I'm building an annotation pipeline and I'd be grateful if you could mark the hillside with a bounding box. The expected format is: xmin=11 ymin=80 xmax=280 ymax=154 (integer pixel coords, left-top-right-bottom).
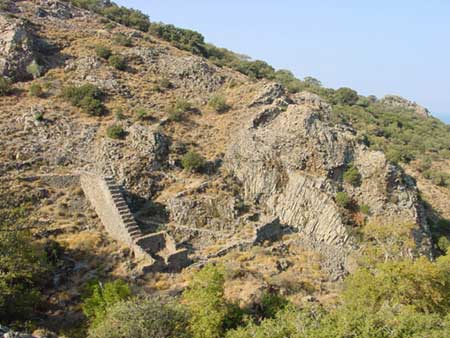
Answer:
xmin=1 ymin=1 xmax=450 ymax=337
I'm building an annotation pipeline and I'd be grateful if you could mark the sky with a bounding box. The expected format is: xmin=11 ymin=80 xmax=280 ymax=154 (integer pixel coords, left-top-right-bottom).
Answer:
xmin=116 ymin=0 xmax=450 ymax=124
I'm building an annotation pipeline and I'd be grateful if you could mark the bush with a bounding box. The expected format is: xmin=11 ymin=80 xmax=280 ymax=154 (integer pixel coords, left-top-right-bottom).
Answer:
xmin=334 ymin=87 xmax=359 ymax=105
xmin=26 ymin=60 xmax=43 ymax=79
xmin=181 ymin=151 xmax=205 ymax=172
xmin=184 ymin=264 xmax=243 ymax=338
xmin=0 ymin=76 xmax=12 ymax=96
xmin=153 ymin=78 xmax=172 ymax=92
xmin=343 ymin=165 xmax=362 ymax=187
xmin=29 ymin=83 xmax=44 ymax=97
xmin=168 ymin=99 xmax=194 ymax=121
xmin=359 ymin=204 xmax=371 ymax=215
xmin=113 ymin=33 xmax=132 ymax=47
xmin=88 ymin=297 xmax=190 ymax=338
xmin=83 ymin=279 xmax=131 ymax=327
xmin=208 ymin=95 xmax=230 ymax=113
xmin=106 ymin=124 xmax=126 ymax=139
xmin=108 ymin=54 xmax=126 ymax=70
xmin=134 ymin=107 xmax=148 ymax=120
xmin=62 ymin=84 xmax=105 ymax=115
xmin=95 ymin=45 xmax=112 ymax=59
xmin=335 ymin=191 xmax=351 ymax=208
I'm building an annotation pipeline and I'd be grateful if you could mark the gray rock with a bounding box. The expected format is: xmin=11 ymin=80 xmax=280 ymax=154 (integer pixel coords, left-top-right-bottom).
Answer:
xmin=0 ymin=16 xmax=37 ymax=80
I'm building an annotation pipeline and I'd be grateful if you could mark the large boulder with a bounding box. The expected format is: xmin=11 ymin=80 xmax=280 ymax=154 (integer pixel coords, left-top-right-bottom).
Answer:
xmin=0 ymin=16 xmax=38 ymax=80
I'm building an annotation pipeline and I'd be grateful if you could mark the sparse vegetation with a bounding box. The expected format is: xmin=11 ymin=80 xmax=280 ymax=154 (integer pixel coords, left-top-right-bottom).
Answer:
xmin=181 ymin=151 xmax=205 ymax=172
xmin=208 ymin=95 xmax=230 ymax=113
xmin=106 ymin=124 xmax=126 ymax=139
xmin=135 ymin=107 xmax=148 ymax=120
xmin=62 ymin=84 xmax=105 ymax=115
xmin=168 ymin=99 xmax=194 ymax=121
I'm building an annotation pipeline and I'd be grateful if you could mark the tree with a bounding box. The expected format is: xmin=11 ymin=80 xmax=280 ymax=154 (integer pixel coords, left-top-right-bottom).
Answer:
xmin=183 ymin=264 xmax=241 ymax=338
xmin=303 ymin=76 xmax=322 ymax=87
xmin=82 ymin=280 xmax=131 ymax=327
xmin=334 ymin=87 xmax=359 ymax=105
xmin=0 ymin=206 xmax=48 ymax=322
xmin=88 ymin=297 xmax=190 ymax=338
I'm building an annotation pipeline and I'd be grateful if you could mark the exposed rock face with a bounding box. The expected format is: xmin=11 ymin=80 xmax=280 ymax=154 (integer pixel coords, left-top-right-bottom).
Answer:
xmin=225 ymin=91 xmax=431 ymax=266
xmin=154 ymin=54 xmax=226 ymax=92
xmin=0 ymin=16 xmax=37 ymax=80
xmin=380 ymin=95 xmax=430 ymax=118
xmin=92 ymin=125 xmax=170 ymax=195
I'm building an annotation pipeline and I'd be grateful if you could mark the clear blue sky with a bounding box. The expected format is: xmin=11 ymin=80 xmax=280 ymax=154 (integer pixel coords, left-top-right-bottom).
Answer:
xmin=116 ymin=0 xmax=450 ymax=123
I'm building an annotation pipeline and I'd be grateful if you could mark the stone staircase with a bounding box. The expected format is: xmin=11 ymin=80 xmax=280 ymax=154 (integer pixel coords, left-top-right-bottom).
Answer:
xmin=80 ymin=173 xmax=190 ymax=272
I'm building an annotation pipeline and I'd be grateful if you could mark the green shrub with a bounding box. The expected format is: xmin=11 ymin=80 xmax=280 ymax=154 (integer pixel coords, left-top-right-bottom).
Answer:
xmin=153 ymin=78 xmax=172 ymax=92
xmin=0 ymin=76 xmax=12 ymax=96
xmin=108 ymin=54 xmax=126 ymax=70
xmin=88 ymin=297 xmax=190 ymax=338
xmin=34 ymin=110 xmax=44 ymax=121
xmin=135 ymin=107 xmax=148 ymax=120
xmin=29 ymin=83 xmax=44 ymax=97
xmin=113 ymin=33 xmax=132 ymax=47
xmin=208 ymin=95 xmax=230 ymax=113
xmin=437 ymin=236 xmax=450 ymax=254
xmin=184 ymin=264 xmax=243 ymax=338
xmin=82 ymin=279 xmax=131 ymax=327
xmin=359 ymin=204 xmax=371 ymax=215
xmin=168 ymin=99 xmax=194 ymax=121
xmin=95 ymin=45 xmax=112 ymax=59
xmin=106 ymin=124 xmax=126 ymax=139
xmin=335 ymin=191 xmax=351 ymax=208
xmin=62 ymin=84 xmax=105 ymax=115
xmin=26 ymin=60 xmax=43 ymax=79
xmin=181 ymin=151 xmax=205 ymax=172
xmin=343 ymin=165 xmax=362 ymax=187
xmin=334 ymin=87 xmax=359 ymax=105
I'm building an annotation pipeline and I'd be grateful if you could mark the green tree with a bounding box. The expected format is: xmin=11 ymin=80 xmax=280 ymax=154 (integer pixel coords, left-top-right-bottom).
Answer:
xmin=0 ymin=205 xmax=48 ymax=322
xmin=334 ymin=87 xmax=359 ymax=105
xmin=82 ymin=280 xmax=131 ymax=327
xmin=88 ymin=297 xmax=190 ymax=338
xmin=183 ymin=265 xmax=240 ymax=338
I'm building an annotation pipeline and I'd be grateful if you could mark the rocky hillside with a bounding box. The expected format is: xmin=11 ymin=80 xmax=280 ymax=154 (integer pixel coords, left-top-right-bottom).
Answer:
xmin=1 ymin=0 xmax=449 ymax=336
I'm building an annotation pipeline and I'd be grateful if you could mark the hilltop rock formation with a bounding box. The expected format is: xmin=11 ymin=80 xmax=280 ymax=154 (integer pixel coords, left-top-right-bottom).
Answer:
xmin=381 ymin=94 xmax=430 ymax=118
xmin=224 ymin=89 xmax=432 ymax=265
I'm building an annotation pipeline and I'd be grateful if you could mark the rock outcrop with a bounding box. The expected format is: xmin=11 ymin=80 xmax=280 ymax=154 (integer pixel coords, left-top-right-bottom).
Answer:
xmin=224 ymin=90 xmax=432 ymax=267
xmin=0 ymin=15 xmax=38 ymax=80
xmin=380 ymin=94 xmax=430 ymax=118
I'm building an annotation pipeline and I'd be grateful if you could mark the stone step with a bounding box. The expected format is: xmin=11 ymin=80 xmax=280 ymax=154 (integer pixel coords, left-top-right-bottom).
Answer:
xmin=111 ymin=193 xmax=123 ymax=198
xmin=117 ymin=206 xmax=130 ymax=212
xmin=122 ymin=216 xmax=135 ymax=222
xmin=115 ymin=202 xmax=128 ymax=208
xmin=124 ymin=220 xmax=137 ymax=226
xmin=126 ymin=226 xmax=140 ymax=232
